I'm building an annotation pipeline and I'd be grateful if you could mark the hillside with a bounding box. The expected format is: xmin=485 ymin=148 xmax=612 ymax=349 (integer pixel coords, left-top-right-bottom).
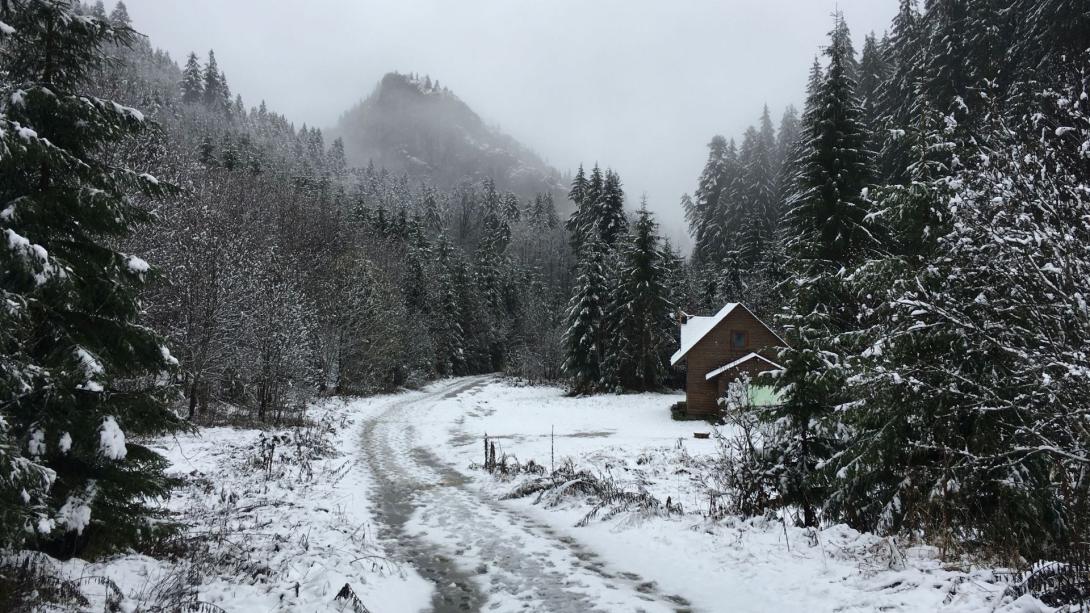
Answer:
xmin=331 ymin=72 xmax=565 ymax=197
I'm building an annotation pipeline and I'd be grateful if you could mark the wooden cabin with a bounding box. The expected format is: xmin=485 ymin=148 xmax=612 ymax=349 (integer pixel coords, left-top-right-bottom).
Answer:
xmin=670 ymin=303 xmax=786 ymax=419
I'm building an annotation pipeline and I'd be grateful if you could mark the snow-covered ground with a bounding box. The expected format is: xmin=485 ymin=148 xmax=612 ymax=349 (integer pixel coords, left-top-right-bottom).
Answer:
xmin=410 ymin=377 xmax=1047 ymax=613
xmin=40 ymin=376 xmax=1049 ymax=612
xmin=45 ymin=396 xmax=434 ymax=612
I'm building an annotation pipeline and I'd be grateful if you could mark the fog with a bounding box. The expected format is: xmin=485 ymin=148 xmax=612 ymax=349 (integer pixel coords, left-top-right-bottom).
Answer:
xmin=119 ymin=0 xmax=897 ymax=244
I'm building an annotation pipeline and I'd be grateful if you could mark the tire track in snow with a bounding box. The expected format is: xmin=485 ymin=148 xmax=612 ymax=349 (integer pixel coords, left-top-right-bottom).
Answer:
xmin=359 ymin=376 xmax=696 ymax=613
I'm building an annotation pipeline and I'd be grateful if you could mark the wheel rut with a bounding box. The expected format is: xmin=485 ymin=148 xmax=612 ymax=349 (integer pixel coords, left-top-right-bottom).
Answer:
xmin=359 ymin=376 xmax=696 ymax=613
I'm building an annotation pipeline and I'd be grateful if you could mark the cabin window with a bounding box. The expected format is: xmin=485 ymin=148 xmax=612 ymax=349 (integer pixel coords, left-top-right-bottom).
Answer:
xmin=731 ymin=330 xmax=748 ymax=349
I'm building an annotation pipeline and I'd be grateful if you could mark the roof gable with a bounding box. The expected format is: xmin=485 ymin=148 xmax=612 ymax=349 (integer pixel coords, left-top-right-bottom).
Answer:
xmin=705 ymin=352 xmax=785 ymax=381
xmin=669 ymin=303 xmax=785 ymax=366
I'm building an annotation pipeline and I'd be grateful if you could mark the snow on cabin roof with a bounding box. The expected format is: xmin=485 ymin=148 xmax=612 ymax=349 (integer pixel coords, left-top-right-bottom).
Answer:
xmin=669 ymin=303 xmax=786 ymax=366
xmin=670 ymin=303 xmax=739 ymax=366
xmin=705 ymin=352 xmax=784 ymax=381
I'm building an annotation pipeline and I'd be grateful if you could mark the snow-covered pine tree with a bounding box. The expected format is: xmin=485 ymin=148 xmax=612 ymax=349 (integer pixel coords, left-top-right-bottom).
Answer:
xmin=566 ymin=164 xmax=627 ymax=254
xmin=738 ymin=119 xmax=777 ymax=268
xmin=877 ymin=0 xmax=923 ymax=183
xmin=476 ymin=179 xmax=511 ymax=316
xmin=688 ymin=136 xmax=733 ymax=267
xmin=1011 ymin=0 xmax=1090 ymax=78
xmin=432 ymin=236 xmax=467 ymax=376
xmin=596 ymin=170 xmax=628 ymax=248
xmin=919 ymin=0 xmax=999 ymax=119
xmin=601 ymin=203 xmax=674 ymax=392
xmin=824 ymin=91 xmax=955 ymax=533
xmin=202 ymin=49 xmax=226 ymax=112
xmin=108 ymin=0 xmax=129 ymax=25
xmin=568 ymin=164 xmax=587 ymax=207
xmin=769 ymin=13 xmax=875 ymax=527
xmin=774 ymin=105 xmax=800 ymax=179
xmin=565 ymin=164 xmax=592 ymax=252
xmin=180 ymin=52 xmax=204 ymax=104
xmin=842 ymin=76 xmax=1090 ymax=556
xmin=0 ymin=0 xmax=182 ymax=555
xmin=857 ymin=33 xmax=890 ymax=146
xmin=563 ymin=234 xmax=610 ymax=394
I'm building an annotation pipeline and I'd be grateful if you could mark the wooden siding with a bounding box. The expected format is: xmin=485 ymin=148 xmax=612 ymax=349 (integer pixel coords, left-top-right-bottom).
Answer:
xmin=682 ymin=308 xmax=782 ymax=418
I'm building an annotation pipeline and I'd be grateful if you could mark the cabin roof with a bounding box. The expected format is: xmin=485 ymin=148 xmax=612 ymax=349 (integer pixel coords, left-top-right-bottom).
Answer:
xmin=669 ymin=303 xmax=785 ymax=366
xmin=705 ymin=352 xmax=784 ymax=381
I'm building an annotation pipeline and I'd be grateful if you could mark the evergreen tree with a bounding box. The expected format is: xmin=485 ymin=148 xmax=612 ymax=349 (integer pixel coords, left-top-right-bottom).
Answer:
xmin=568 ymin=164 xmax=587 ymax=208
xmin=180 ymin=51 xmax=204 ymax=104
xmin=857 ymin=33 xmax=890 ymax=138
xmin=596 ymin=170 xmax=628 ymax=247
xmin=919 ymin=0 xmax=998 ymax=116
xmin=602 ymin=204 xmax=674 ymax=391
xmin=431 ymin=237 xmax=467 ymax=376
xmin=1011 ymin=0 xmax=1090 ymax=80
xmin=565 ymin=164 xmax=593 ymax=251
xmin=689 ymin=136 xmax=736 ymax=266
xmin=877 ymin=0 xmax=924 ymax=182
xmin=738 ymin=119 xmax=777 ymax=266
xmin=0 ymin=0 xmax=181 ymax=555
xmin=202 ymin=49 xmax=225 ymax=111
xmin=562 ymin=235 xmax=610 ymax=394
xmin=837 ymin=83 xmax=1090 ymax=556
xmin=770 ymin=13 xmax=875 ymax=527
xmin=566 ymin=164 xmax=627 ymax=252
xmin=108 ymin=0 xmax=130 ymax=25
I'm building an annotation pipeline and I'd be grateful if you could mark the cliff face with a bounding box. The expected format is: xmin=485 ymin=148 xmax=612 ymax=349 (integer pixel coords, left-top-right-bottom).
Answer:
xmin=331 ymin=72 xmax=564 ymax=197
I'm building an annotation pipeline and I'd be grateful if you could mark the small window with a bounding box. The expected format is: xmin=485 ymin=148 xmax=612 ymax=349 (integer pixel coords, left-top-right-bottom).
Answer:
xmin=731 ymin=330 xmax=748 ymax=349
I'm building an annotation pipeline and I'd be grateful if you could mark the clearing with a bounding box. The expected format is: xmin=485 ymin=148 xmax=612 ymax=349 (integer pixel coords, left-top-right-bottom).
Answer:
xmin=47 ymin=376 xmax=1044 ymax=612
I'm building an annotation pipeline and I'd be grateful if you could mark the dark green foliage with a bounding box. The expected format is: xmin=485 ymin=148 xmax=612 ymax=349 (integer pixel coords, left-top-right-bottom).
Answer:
xmin=0 ymin=0 xmax=182 ymax=556
xmin=601 ymin=205 xmax=674 ymax=392
xmin=769 ymin=13 xmax=875 ymax=527
xmin=181 ymin=52 xmax=203 ymax=104
xmin=566 ymin=163 xmax=627 ymax=253
xmin=562 ymin=235 xmax=610 ymax=394
xmin=836 ymin=82 xmax=1090 ymax=558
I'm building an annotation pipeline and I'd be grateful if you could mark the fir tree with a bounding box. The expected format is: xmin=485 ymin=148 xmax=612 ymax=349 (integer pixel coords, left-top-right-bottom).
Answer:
xmin=563 ymin=235 xmax=610 ymax=394
xmin=108 ymin=0 xmax=130 ymax=25
xmin=568 ymin=164 xmax=587 ymax=208
xmin=0 ymin=0 xmax=181 ymax=555
xmin=1011 ymin=0 xmax=1090 ymax=79
xmin=180 ymin=51 xmax=204 ymax=104
xmin=431 ymin=237 xmax=467 ymax=376
xmin=857 ymin=33 xmax=890 ymax=139
xmin=877 ymin=0 xmax=924 ymax=182
xmin=689 ymin=136 xmax=738 ymax=266
xmin=837 ymin=83 xmax=1090 ymax=555
xmin=770 ymin=13 xmax=875 ymax=527
xmin=738 ymin=119 xmax=777 ymax=266
xmin=566 ymin=164 xmax=627 ymax=252
xmin=202 ymin=50 xmax=225 ymax=111
xmin=602 ymin=203 xmax=674 ymax=392
xmin=596 ymin=170 xmax=628 ymax=247
xmin=774 ymin=106 xmax=801 ymax=208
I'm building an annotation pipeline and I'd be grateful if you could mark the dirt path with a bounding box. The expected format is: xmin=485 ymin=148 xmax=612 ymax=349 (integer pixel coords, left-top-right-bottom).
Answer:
xmin=358 ymin=376 xmax=696 ymax=613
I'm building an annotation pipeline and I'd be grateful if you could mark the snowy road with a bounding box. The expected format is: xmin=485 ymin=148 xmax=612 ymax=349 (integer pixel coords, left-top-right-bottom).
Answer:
xmin=359 ymin=376 xmax=695 ymax=613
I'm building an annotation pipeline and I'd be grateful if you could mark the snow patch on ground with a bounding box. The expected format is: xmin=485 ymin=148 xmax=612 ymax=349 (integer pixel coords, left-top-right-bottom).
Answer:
xmin=45 ymin=397 xmax=432 ymax=612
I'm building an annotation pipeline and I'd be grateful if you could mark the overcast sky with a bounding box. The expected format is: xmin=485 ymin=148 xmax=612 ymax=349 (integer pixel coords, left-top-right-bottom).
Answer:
xmin=118 ymin=0 xmax=897 ymax=243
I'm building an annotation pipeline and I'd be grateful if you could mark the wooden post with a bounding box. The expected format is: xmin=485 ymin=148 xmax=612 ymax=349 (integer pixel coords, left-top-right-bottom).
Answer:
xmin=550 ymin=425 xmax=555 ymax=476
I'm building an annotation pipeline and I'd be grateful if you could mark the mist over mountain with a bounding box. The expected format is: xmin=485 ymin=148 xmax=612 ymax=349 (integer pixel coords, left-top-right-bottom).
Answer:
xmin=331 ymin=72 xmax=565 ymax=198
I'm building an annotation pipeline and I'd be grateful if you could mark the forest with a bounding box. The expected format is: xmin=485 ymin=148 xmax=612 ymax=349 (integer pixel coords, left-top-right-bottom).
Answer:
xmin=0 ymin=0 xmax=1088 ymax=610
